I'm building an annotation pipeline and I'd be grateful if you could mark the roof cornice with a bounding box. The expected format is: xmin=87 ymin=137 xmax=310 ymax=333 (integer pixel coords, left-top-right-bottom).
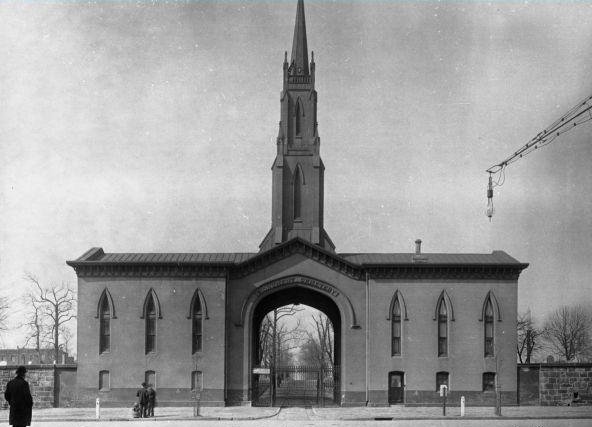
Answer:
xmin=66 ymin=238 xmax=528 ymax=281
xmin=66 ymin=261 xmax=229 ymax=279
xmin=364 ymin=264 xmax=527 ymax=281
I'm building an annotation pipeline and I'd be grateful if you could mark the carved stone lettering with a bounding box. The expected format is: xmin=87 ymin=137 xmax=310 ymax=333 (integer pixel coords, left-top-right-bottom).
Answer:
xmin=255 ymin=275 xmax=340 ymax=298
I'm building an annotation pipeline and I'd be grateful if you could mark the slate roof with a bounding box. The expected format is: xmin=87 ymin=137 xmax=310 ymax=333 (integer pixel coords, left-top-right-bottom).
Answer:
xmin=339 ymin=251 xmax=522 ymax=265
xmin=71 ymin=248 xmax=256 ymax=264
xmin=69 ymin=243 xmax=524 ymax=267
xmin=100 ymin=252 xmax=256 ymax=264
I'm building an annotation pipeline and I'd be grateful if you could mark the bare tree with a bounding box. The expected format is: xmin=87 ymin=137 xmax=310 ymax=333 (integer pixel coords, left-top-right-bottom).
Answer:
xmin=258 ymin=305 xmax=305 ymax=368
xmin=542 ymin=305 xmax=592 ymax=362
xmin=0 ymin=295 xmax=10 ymax=346
xmin=59 ymin=325 xmax=74 ymax=360
xmin=25 ymin=273 xmax=77 ymax=364
xmin=301 ymin=311 xmax=334 ymax=368
xmin=21 ymin=293 xmax=49 ymax=358
xmin=0 ymin=296 xmax=9 ymax=333
xmin=517 ymin=310 xmax=542 ymax=363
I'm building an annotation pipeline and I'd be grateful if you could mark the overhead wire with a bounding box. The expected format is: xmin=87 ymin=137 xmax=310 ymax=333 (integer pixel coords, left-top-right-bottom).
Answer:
xmin=491 ymin=166 xmax=505 ymax=188
xmin=484 ymin=93 xmax=592 ymax=220
xmin=486 ymin=94 xmax=592 ymax=177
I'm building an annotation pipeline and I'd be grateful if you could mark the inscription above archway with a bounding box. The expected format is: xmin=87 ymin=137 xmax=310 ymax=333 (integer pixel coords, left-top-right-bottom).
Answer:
xmin=254 ymin=275 xmax=340 ymax=298
xmin=237 ymin=274 xmax=359 ymax=329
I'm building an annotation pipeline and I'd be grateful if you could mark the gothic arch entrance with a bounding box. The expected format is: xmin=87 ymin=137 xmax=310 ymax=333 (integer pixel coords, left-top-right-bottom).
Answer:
xmin=251 ymin=286 xmax=341 ymax=407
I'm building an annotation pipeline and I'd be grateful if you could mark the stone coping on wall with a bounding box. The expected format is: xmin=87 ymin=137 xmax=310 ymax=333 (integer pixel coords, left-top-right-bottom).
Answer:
xmin=0 ymin=364 xmax=77 ymax=369
xmin=518 ymin=363 xmax=592 ymax=369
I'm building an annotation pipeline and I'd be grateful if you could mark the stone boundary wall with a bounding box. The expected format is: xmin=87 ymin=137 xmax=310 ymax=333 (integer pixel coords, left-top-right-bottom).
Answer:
xmin=540 ymin=364 xmax=592 ymax=406
xmin=518 ymin=363 xmax=592 ymax=406
xmin=0 ymin=364 xmax=77 ymax=408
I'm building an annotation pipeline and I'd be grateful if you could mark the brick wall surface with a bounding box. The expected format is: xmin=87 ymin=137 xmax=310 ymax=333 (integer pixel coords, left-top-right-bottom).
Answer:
xmin=77 ymin=277 xmax=227 ymax=407
xmin=538 ymin=365 xmax=592 ymax=406
xmin=56 ymin=367 xmax=77 ymax=407
xmin=517 ymin=366 xmax=540 ymax=405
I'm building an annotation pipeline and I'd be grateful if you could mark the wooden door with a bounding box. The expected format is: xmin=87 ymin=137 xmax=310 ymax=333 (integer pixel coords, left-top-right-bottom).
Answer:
xmin=388 ymin=372 xmax=404 ymax=404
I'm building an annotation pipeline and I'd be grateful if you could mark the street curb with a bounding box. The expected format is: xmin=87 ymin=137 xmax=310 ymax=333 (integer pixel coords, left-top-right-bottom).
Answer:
xmin=306 ymin=407 xmax=592 ymax=422
xmin=331 ymin=416 xmax=592 ymax=421
xmin=22 ymin=407 xmax=282 ymax=422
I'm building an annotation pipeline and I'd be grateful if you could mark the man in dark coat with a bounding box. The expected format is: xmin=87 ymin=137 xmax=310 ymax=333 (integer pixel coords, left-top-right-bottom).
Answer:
xmin=145 ymin=383 xmax=156 ymax=417
xmin=136 ymin=382 xmax=148 ymax=418
xmin=4 ymin=366 xmax=33 ymax=427
xmin=146 ymin=384 xmax=156 ymax=417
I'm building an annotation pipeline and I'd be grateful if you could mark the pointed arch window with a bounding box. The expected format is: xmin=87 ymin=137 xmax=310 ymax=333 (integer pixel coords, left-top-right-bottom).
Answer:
xmin=97 ymin=289 xmax=115 ymax=354
xmin=294 ymin=99 xmax=303 ymax=136
xmin=388 ymin=290 xmax=408 ymax=356
xmin=192 ymin=297 xmax=203 ymax=353
xmin=391 ymin=298 xmax=401 ymax=356
xmin=484 ymin=298 xmax=494 ymax=357
xmin=188 ymin=289 xmax=208 ymax=354
xmin=145 ymin=294 xmax=157 ymax=354
xmin=99 ymin=296 xmax=111 ymax=354
xmin=438 ymin=300 xmax=448 ymax=357
xmin=293 ymin=165 xmax=303 ymax=220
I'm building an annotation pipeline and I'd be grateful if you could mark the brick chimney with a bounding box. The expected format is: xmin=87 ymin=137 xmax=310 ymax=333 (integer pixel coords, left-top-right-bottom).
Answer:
xmin=412 ymin=238 xmax=428 ymax=262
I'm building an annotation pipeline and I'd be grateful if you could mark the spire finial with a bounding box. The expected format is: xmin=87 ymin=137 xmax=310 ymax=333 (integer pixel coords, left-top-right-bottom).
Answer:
xmin=291 ymin=0 xmax=309 ymax=75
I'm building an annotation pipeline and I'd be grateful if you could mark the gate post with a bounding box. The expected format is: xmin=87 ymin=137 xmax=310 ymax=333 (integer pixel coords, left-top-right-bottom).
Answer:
xmin=270 ymin=367 xmax=276 ymax=407
xmin=319 ymin=367 xmax=324 ymax=407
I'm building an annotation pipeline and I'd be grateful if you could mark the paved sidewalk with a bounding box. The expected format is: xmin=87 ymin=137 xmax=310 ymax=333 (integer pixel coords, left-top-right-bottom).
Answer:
xmin=0 ymin=405 xmax=589 ymax=422
xmin=0 ymin=406 xmax=280 ymax=421
xmin=312 ymin=405 xmax=592 ymax=420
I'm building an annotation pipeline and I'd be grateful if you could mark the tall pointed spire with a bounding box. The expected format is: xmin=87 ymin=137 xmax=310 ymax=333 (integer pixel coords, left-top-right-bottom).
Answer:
xmin=290 ymin=0 xmax=309 ymax=75
xmin=261 ymin=0 xmax=333 ymax=253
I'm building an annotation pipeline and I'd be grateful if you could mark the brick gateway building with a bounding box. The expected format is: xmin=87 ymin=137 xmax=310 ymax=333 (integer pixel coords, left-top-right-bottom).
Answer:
xmin=68 ymin=0 xmax=528 ymax=407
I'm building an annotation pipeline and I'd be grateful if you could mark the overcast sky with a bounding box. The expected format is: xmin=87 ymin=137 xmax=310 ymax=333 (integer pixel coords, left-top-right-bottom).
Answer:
xmin=1 ymin=1 xmax=592 ymax=350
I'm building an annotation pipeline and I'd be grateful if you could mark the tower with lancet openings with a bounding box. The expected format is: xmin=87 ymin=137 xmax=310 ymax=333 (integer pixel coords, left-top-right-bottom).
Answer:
xmin=260 ymin=0 xmax=335 ymax=252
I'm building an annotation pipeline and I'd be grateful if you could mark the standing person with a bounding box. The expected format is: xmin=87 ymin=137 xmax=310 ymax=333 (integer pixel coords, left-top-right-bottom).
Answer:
xmin=146 ymin=383 xmax=156 ymax=417
xmin=136 ymin=382 xmax=148 ymax=418
xmin=4 ymin=366 xmax=33 ymax=427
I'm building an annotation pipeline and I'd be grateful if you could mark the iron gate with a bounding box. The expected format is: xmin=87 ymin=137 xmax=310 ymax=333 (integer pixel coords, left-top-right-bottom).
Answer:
xmin=252 ymin=365 xmax=340 ymax=407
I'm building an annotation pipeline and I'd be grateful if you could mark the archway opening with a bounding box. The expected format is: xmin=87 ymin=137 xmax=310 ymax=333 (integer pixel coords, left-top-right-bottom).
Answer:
xmin=251 ymin=287 xmax=341 ymax=407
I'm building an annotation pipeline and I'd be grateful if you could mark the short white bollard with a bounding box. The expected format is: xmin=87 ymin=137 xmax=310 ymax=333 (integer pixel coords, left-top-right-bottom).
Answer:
xmin=460 ymin=396 xmax=465 ymax=417
xmin=95 ymin=397 xmax=100 ymax=419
